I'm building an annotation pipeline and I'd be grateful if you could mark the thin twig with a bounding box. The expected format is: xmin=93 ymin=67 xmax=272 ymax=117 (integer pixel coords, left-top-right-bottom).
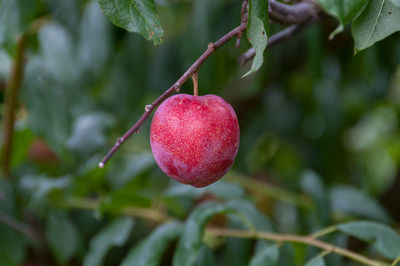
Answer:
xmin=1 ymin=16 xmax=49 ymax=177
xmin=99 ymin=20 xmax=248 ymax=167
xmin=1 ymin=34 xmax=28 ymax=177
xmin=207 ymin=227 xmax=387 ymax=266
xmin=311 ymin=225 xmax=338 ymax=239
xmin=60 ymin=198 xmax=170 ymax=223
xmin=236 ymin=0 xmax=249 ymax=48
xmin=0 ymin=212 xmax=36 ymax=240
xmin=392 ymin=255 xmax=400 ymax=266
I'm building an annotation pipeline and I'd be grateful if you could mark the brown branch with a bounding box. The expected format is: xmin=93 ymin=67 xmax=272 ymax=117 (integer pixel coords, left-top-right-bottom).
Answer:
xmin=207 ymin=227 xmax=387 ymax=266
xmin=0 ymin=16 xmax=48 ymax=177
xmin=239 ymin=17 xmax=319 ymax=66
xmin=99 ymin=19 xmax=248 ymax=167
xmin=269 ymin=0 xmax=320 ymax=25
xmin=61 ymin=197 xmax=170 ymax=223
xmin=0 ymin=212 xmax=36 ymax=240
xmin=1 ymin=34 xmax=28 ymax=177
xmin=236 ymin=0 xmax=249 ymax=48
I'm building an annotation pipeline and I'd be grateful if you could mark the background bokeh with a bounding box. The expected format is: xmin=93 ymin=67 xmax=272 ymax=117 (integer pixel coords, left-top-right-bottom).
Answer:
xmin=1 ymin=0 xmax=400 ymax=265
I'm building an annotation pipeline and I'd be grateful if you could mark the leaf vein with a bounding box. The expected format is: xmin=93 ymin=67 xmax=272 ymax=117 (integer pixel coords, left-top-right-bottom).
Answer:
xmin=366 ymin=0 xmax=385 ymax=45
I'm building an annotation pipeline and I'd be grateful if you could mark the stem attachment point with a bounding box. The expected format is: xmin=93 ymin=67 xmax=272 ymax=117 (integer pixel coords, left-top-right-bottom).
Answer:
xmin=191 ymin=72 xmax=199 ymax=96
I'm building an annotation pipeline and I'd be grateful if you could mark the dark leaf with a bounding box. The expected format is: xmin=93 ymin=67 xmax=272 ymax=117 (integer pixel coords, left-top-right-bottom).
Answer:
xmin=249 ymin=244 xmax=279 ymax=266
xmin=83 ymin=217 xmax=134 ymax=266
xmin=243 ymin=0 xmax=268 ymax=76
xmin=121 ymin=222 xmax=182 ymax=266
xmin=338 ymin=221 xmax=400 ymax=259
xmin=45 ymin=212 xmax=80 ymax=265
xmin=98 ymin=0 xmax=163 ymax=45
xmin=352 ymin=0 xmax=400 ymax=52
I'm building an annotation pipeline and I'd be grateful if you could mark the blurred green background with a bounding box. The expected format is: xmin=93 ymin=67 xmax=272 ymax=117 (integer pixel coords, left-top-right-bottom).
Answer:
xmin=1 ymin=0 xmax=400 ymax=265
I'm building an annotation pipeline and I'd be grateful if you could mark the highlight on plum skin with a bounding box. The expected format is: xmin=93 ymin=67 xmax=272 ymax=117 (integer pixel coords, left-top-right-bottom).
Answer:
xmin=150 ymin=93 xmax=240 ymax=187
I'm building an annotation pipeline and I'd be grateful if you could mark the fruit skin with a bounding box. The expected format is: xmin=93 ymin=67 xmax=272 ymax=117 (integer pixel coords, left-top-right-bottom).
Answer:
xmin=150 ymin=93 xmax=240 ymax=187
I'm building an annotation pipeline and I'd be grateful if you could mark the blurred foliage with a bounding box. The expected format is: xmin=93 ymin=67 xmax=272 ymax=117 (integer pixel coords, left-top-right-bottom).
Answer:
xmin=0 ymin=0 xmax=400 ymax=265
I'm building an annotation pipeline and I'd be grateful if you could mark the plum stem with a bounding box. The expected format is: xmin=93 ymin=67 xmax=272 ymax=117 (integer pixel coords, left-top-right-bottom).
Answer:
xmin=99 ymin=0 xmax=322 ymax=167
xmin=192 ymin=71 xmax=199 ymax=96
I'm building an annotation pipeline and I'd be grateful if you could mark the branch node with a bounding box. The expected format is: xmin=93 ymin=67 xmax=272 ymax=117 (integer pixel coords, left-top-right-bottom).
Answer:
xmin=116 ymin=137 xmax=124 ymax=147
xmin=145 ymin=104 xmax=152 ymax=112
xmin=174 ymin=82 xmax=181 ymax=92
xmin=208 ymin=42 xmax=215 ymax=50
xmin=236 ymin=32 xmax=243 ymax=48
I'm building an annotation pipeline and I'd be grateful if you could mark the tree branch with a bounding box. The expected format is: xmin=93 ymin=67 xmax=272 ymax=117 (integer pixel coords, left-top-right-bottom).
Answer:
xmin=207 ymin=227 xmax=386 ymax=266
xmin=1 ymin=34 xmax=28 ymax=177
xmin=99 ymin=18 xmax=248 ymax=167
xmin=0 ymin=211 xmax=36 ymax=240
xmin=1 ymin=16 xmax=49 ymax=177
xmin=269 ymin=0 xmax=320 ymax=25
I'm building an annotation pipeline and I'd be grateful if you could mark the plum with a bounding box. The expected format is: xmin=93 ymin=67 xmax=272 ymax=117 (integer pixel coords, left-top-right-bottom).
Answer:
xmin=150 ymin=94 xmax=240 ymax=187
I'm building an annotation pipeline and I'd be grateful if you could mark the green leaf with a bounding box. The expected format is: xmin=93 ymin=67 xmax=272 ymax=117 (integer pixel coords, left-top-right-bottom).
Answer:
xmin=0 ymin=0 xmax=36 ymax=53
xmin=23 ymin=23 xmax=75 ymax=155
xmin=249 ymin=244 xmax=279 ymax=266
xmin=164 ymin=181 xmax=244 ymax=200
xmin=225 ymin=199 xmax=273 ymax=231
xmin=20 ymin=175 xmax=71 ymax=203
xmin=9 ymin=125 xmax=34 ymax=169
xmin=98 ymin=0 xmax=163 ymax=45
xmin=390 ymin=0 xmax=400 ymax=7
xmin=45 ymin=212 xmax=80 ymax=265
xmin=194 ymin=245 xmax=216 ymax=266
xmin=330 ymin=185 xmax=391 ymax=223
xmin=338 ymin=221 xmax=400 ymax=259
xmin=305 ymin=256 xmax=326 ymax=266
xmin=83 ymin=217 xmax=134 ymax=266
xmin=66 ymin=112 xmax=114 ymax=155
xmin=316 ymin=0 xmax=368 ymax=38
xmin=121 ymin=222 xmax=182 ymax=266
xmin=243 ymin=0 xmax=268 ymax=77
xmin=173 ymin=202 xmax=236 ymax=266
xmin=301 ymin=170 xmax=331 ymax=223
xmin=78 ymin=0 xmax=111 ymax=74
xmin=352 ymin=0 xmax=400 ymax=52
